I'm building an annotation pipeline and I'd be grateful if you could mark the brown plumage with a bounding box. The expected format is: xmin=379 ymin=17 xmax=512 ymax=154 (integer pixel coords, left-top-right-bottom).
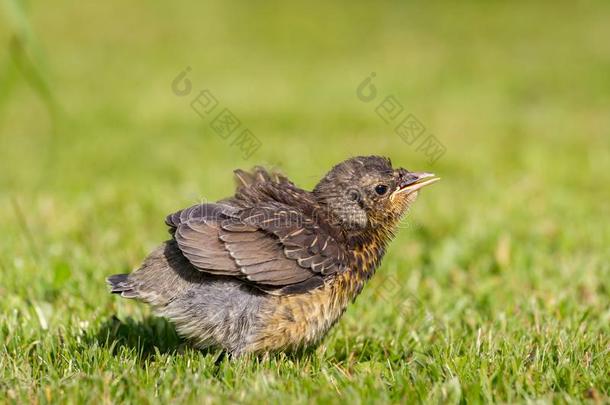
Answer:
xmin=107 ymin=156 xmax=439 ymax=355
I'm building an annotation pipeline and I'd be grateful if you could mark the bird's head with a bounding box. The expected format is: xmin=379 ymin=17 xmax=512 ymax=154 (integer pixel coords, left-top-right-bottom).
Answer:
xmin=313 ymin=156 xmax=439 ymax=234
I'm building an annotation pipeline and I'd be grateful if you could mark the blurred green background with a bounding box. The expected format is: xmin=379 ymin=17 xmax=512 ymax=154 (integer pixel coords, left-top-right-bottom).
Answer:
xmin=1 ymin=0 xmax=609 ymax=403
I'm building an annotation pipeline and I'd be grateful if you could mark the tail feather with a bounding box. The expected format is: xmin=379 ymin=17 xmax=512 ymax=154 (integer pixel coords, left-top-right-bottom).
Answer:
xmin=107 ymin=273 xmax=139 ymax=298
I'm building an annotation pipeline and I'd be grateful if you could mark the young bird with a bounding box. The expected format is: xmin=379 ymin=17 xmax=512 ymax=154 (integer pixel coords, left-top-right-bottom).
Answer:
xmin=107 ymin=156 xmax=439 ymax=355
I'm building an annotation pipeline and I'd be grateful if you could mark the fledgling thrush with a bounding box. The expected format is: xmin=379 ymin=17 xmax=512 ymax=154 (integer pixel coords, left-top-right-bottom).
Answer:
xmin=107 ymin=156 xmax=439 ymax=355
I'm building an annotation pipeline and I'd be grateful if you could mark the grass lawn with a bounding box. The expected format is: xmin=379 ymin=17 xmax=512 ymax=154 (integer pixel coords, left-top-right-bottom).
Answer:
xmin=1 ymin=1 xmax=609 ymax=403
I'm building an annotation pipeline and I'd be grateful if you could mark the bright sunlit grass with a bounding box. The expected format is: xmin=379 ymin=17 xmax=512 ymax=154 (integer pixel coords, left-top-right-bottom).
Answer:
xmin=1 ymin=1 xmax=609 ymax=403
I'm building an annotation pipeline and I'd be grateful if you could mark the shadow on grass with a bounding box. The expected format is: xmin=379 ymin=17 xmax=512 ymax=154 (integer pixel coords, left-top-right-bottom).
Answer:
xmin=94 ymin=315 xmax=219 ymax=361
xmin=93 ymin=315 xmax=394 ymax=368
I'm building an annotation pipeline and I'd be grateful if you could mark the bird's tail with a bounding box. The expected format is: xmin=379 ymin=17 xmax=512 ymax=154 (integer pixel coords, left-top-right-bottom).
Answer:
xmin=106 ymin=273 xmax=139 ymax=298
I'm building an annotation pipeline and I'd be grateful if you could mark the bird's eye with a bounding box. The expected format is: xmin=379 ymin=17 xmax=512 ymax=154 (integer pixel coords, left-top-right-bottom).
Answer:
xmin=375 ymin=184 xmax=388 ymax=195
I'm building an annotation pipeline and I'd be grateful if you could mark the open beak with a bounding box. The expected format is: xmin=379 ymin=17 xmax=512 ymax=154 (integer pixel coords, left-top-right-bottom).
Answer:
xmin=391 ymin=172 xmax=440 ymax=200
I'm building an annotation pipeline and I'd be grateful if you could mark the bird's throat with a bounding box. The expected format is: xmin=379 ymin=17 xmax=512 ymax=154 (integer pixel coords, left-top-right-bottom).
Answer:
xmin=347 ymin=223 xmax=396 ymax=282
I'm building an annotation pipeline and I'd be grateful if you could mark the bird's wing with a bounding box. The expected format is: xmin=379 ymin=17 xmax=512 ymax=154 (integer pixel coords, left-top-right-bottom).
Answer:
xmin=165 ymin=202 xmax=347 ymax=294
xmin=233 ymin=166 xmax=292 ymax=188
xmin=230 ymin=166 xmax=319 ymax=210
xmin=165 ymin=202 xmax=238 ymax=235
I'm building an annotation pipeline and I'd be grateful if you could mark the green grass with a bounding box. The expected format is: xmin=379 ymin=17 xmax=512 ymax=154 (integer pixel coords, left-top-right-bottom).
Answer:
xmin=1 ymin=1 xmax=609 ymax=403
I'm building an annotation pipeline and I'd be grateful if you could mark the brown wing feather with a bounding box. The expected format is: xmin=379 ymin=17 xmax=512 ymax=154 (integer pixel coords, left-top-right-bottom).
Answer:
xmin=236 ymin=204 xmax=346 ymax=276
xmin=169 ymin=201 xmax=346 ymax=293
